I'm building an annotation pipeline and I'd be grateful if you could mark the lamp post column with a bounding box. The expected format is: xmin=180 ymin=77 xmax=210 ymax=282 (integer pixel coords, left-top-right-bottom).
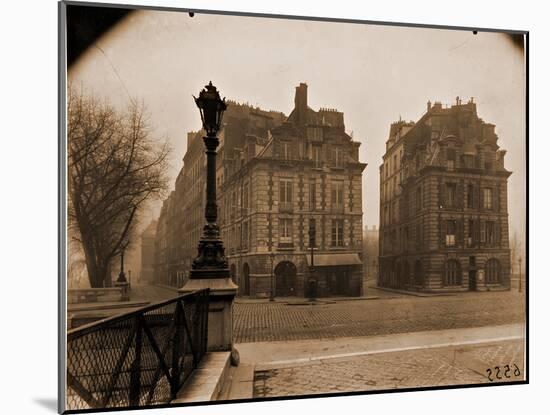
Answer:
xmin=518 ymin=256 xmax=522 ymax=293
xmin=308 ymin=220 xmax=317 ymax=301
xmin=179 ymin=82 xmax=238 ymax=359
xmin=270 ymin=252 xmax=275 ymax=302
xmin=115 ymin=246 xmax=129 ymax=301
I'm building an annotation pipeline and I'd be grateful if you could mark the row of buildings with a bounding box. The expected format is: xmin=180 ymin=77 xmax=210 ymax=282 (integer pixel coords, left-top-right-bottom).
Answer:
xmin=141 ymin=85 xmax=512 ymax=297
xmin=144 ymin=83 xmax=366 ymax=297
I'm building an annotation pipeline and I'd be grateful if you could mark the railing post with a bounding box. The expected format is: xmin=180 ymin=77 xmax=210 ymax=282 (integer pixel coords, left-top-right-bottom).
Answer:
xmin=170 ymin=301 xmax=182 ymax=398
xmin=129 ymin=317 xmax=143 ymax=407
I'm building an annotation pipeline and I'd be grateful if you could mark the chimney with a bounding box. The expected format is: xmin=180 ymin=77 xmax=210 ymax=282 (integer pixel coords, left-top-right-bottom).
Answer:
xmin=294 ymin=83 xmax=308 ymax=125
xmin=427 ymin=100 xmax=432 ymax=112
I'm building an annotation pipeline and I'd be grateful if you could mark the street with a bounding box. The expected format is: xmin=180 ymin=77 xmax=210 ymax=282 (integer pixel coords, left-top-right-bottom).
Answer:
xmin=234 ymin=290 xmax=525 ymax=343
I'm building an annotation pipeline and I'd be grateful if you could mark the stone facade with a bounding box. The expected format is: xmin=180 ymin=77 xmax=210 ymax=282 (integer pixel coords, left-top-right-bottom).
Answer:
xmin=220 ymin=84 xmax=366 ymax=298
xmin=379 ymin=98 xmax=512 ymax=292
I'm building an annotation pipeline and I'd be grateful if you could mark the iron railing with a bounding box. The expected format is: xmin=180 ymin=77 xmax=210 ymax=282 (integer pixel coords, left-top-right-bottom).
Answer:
xmin=66 ymin=289 xmax=209 ymax=411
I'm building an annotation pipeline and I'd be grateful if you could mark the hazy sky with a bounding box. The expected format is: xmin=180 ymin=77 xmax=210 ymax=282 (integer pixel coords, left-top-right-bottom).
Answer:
xmin=70 ymin=9 xmax=526 ymax=238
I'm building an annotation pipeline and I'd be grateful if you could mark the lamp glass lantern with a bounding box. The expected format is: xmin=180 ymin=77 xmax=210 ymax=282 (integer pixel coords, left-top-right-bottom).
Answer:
xmin=194 ymin=81 xmax=227 ymax=136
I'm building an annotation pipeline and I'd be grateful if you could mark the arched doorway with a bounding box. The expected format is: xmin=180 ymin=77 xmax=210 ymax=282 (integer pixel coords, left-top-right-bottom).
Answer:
xmin=403 ymin=261 xmax=411 ymax=287
xmin=443 ymin=259 xmax=462 ymax=287
xmin=230 ymin=264 xmax=237 ymax=285
xmin=242 ymin=263 xmax=250 ymax=296
xmin=275 ymin=261 xmax=297 ymax=297
xmin=485 ymin=258 xmax=501 ymax=284
xmin=395 ymin=262 xmax=402 ymax=288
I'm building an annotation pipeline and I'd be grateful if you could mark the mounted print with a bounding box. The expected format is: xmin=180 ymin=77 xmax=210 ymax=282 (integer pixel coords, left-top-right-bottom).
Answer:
xmin=58 ymin=1 xmax=528 ymax=413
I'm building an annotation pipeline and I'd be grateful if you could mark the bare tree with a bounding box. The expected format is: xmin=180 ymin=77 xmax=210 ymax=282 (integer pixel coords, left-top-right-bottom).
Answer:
xmin=68 ymin=87 xmax=170 ymax=288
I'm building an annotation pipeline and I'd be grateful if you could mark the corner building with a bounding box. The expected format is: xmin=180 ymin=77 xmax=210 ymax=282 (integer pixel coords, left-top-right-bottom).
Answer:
xmin=379 ymin=98 xmax=512 ymax=292
xmin=220 ymin=83 xmax=366 ymax=297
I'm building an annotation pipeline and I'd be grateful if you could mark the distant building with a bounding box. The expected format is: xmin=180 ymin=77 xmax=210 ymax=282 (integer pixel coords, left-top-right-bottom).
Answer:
xmin=379 ymin=98 xmax=512 ymax=292
xmin=140 ymin=220 xmax=157 ymax=283
xmin=363 ymin=225 xmax=379 ymax=283
xmin=153 ymin=83 xmax=367 ymax=297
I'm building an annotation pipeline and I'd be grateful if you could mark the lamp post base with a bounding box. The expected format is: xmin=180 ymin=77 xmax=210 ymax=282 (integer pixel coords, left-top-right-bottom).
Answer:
xmin=189 ymin=267 xmax=230 ymax=279
xmin=179 ymin=277 xmax=238 ymax=354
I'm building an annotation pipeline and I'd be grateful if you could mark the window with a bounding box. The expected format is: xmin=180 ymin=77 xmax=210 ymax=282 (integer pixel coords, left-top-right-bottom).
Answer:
xmin=282 ymin=142 xmax=291 ymax=160
xmin=243 ymin=183 xmax=249 ymax=214
xmin=331 ymin=219 xmax=344 ymax=247
xmin=333 ymin=148 xmax=346 ymax=167
xmin=393 ymin=154 xmax=397 ymax=173
xmin=279 ymin=218 xmax=293 ymax=245
xmin=446 ymin=220 xmax=457 ymax=247
xmin=467 ymin=184 xmax=474 ymax=208
xmin=279 ymin=179 xmax=293 ymax=211
xmin=242 ymin=220 xmax=249 ymax=250
xmin=485 ymin=259 xmax=501 ymax=284
xmin=416 ymin=223 xmax=422 ymax=248
xmin=230 ymin=191 xmax=236 ymax=220
xmin=447 ymin=148 xmax=456 ymax=170
xmin=331 ymin=181 xmax=344 ymax=211
xmin=463 ymin=154 xmax=474 ymax=169
xmin=482 ymin=188 xmax=493 ymax=210
xmin=486 ymin=221 xmax=497 ymax=245
xmin=416 ymin=186 xmax=422 ymax=211
xmin=313 ymin=146 xmax=322 ymax=167
xmin=309 ymin=180 xmax=316 ymax=211
xmin=485 ymin=152 xmax=493 ymax=170
xmin=444 ymin=259 xmax=462 ymax=286
xmin=467 ymin=219 xmax=475 ymax=247
xmin=309 ymin=218 xmax=316 ymax=247
xmin=446 ymin=183 xmax=457 ymax=207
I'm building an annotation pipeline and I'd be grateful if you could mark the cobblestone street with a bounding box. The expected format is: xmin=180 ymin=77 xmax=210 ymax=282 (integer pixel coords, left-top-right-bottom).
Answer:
xmin=252 ymin=340 xmax=525 ymax=398
xmin=234 ymin=290 xmax=525 ymax=343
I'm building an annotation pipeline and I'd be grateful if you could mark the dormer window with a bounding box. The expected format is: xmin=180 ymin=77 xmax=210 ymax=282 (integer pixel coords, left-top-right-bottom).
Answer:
xmin=447 ymin=148 xmax=456 ymax=170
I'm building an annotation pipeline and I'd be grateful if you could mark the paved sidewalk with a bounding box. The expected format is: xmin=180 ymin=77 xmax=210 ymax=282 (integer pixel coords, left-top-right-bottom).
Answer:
xmin=226 ymin=324 xmax=525 ymax=400
xmin=253 ymin=339 xmax=524 ymax=397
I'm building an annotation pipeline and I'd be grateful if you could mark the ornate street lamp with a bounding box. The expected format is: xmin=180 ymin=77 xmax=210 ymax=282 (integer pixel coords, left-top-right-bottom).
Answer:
xmin=308 ymin=220 xmax=317 ymax=301
xmin=116 ymin=245 xmax=127 ymax=283
xmin=190 ymin=82 xmax=230 ymax=279
xmin=115 ymin=244 xmax=130 ymax=301
xmin=269 ymin=251 xmax=276 ymax=302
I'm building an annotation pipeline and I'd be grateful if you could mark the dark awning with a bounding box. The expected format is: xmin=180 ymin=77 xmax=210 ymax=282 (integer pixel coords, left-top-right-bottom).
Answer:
xmin=306 ymin=253 xmax=362 ymax=267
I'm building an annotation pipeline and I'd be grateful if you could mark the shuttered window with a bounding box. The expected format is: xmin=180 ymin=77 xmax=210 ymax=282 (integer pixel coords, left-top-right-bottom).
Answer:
xmin=483 ymin=188 xmax=493 ymax=210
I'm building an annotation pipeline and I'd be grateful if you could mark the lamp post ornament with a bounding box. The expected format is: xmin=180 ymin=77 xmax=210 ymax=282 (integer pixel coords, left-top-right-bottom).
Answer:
xmin=190 ymin=81 xmax=230 ymax=279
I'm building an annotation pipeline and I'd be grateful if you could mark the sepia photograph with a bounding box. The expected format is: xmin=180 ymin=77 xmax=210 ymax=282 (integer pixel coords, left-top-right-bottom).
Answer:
xmin=60 ymin=1 xmax=527 ymax=412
